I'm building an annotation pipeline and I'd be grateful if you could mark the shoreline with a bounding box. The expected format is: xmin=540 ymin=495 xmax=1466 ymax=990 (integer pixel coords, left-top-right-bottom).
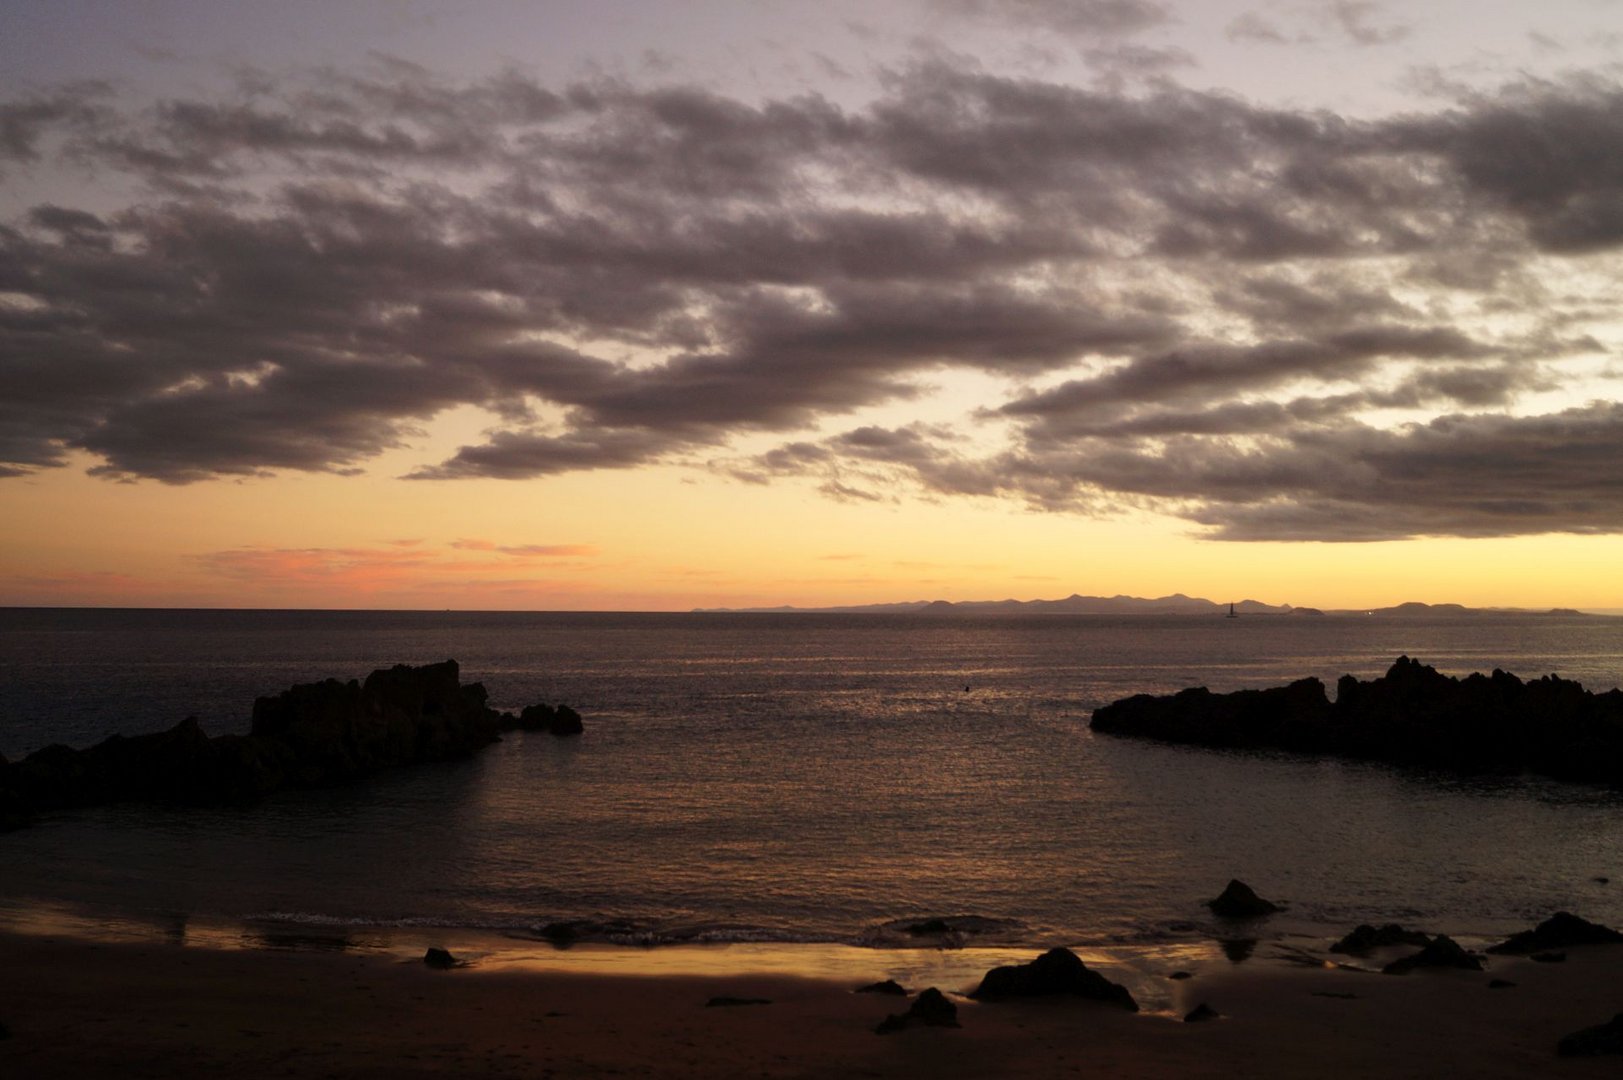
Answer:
xmin=5 ymin=927 xmax=1623 ymax=1077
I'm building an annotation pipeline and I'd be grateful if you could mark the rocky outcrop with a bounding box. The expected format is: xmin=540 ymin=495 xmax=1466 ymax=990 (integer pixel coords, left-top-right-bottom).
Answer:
xmin=1090 ymin=677 xmax=1333 ymax=752
xmin=875 ymin=988 xmax=959 ymax=1034
xmin=1091 ymin=656 xmax=1623 ymax=785
xmin=1330 ymin=924 xmax=1432 ymax=955
xmin=1486 ymin=913 xmax=1623 ymax=954
xmin=507 ymin=703 xmax=584 ymax=737
xmin=970 ymin=948 xmax=1138 ymax=1011
xmin=1205 ymin=880 xmax=1280 ymax=919
xmin=0 ymin=660 xmax=581 ymax=830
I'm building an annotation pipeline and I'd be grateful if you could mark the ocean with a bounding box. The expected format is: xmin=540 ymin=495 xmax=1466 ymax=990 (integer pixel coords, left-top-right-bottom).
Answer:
xmin=3 ymin=608 xmax=1622 ymax=958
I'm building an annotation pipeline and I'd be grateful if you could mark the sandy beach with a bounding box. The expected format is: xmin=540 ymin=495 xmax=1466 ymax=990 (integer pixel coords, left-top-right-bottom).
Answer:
xmin=3 ymin=925 xmax=1622 ymax=1078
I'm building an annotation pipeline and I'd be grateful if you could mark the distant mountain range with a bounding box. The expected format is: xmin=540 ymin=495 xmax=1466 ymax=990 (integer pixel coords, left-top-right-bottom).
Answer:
xmin=694 ymin=595 xmax=1592 ymax=617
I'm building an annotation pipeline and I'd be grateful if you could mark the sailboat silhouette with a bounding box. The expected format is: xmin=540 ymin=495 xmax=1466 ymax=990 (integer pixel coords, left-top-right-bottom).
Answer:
xmin=1226 ymin=602 xmax=1239 ymax=619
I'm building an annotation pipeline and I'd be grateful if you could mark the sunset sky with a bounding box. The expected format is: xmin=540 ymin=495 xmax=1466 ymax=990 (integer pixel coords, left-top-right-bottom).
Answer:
xmin=3 ymin=0 xmax=1622 ymax=611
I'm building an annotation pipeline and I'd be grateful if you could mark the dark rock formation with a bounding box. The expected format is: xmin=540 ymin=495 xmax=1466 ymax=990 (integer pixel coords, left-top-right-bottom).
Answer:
xmin=1091 ymin=677 xmax=1333 ymax=752
xmin=1090 ymin=656 xmax=1623 ymax=786
xmin=1330 ymin=924 xmax=1432 ymax=955
xmin=1184 ymin=1003 xmax=1220 ymax=1023
xmin=1532 ymin=951 xmax=1567 ymax=963
xmin=1168 ymin=970 xmax=1193 ymax=980
xmin=0 ymin=661 xmax=581 ymax=830
xmin=705 ymin=996 xmax=772 ymax=1007
xmin=970 ymin=948 xmax=1138 ymax=1011
xmin=1206 ymin=880 xmax=1280 ymax=919
xmin=1485 ymin=912 xmax=1623 ymax=955
xmin=855 ymin=979 xmax=907 ymax=996
xmin=1559 ymin=1014 xmax=1623 ymax=1056
xmin=506 ymin=703 xmax=583 ymax=737
xmin=423 ymin=947 xmax=458 ymax=969
xmin=875 ymin=988 xmax=959 ymax=1034
xmin=1488 ymin=979 xmax=1515 ymax=989
xmin=1381 ymin=935 xmax=1483 ymax=974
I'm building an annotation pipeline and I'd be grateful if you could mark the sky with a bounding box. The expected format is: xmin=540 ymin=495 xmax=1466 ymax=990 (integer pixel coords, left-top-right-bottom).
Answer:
xmin=2 ymin=0 xmax=1622 ymax=611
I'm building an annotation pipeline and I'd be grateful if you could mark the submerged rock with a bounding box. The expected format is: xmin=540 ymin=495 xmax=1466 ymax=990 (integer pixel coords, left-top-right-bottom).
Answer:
xmin=1485 ymin=912 xmax=1623 ymax=955
xmin=875 ymin=988 xmax=959 ymax=1034
xmin=1382 ymin=935 xmax=1482 ymax=974
xmin=906 ymin=918 xmax=954 ymax=936
xmin=1206 ymin=880 xmax=1280 ymax=919
xmin=970 ymin=948 xmax=1138 ymax=1011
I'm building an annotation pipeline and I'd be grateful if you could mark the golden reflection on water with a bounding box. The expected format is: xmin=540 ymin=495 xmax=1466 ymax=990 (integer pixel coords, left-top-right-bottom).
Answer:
xmin=0 ymin=898 xmax=1225 ymax=1015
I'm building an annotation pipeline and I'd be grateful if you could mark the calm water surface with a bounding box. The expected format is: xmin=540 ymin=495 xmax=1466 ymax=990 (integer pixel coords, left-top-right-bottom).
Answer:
xmin=3 ymin=609 xmax=1622 ymax=949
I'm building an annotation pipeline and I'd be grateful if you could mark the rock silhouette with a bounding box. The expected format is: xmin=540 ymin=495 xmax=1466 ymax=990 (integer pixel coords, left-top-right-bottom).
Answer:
xmin=970 ymin=948 xmax=1138 ymax=1010
xmin=1206 ymin=880 xmax=1280 ymax=919
xmin=1091 ymin=656 xmax=1623 ymax=785
xmin=855 ymin=980 xmax=907 ymax=996
xmin=1485 ymin=912 xmax=1623 ymax=955
xmin=1330 ymin=924 xmax=1432 ymax=956
xmin=423 ymin=948 xmax=459 ymax=969
xmin=1381 ymin=935 xmax=1482 ymax=974
xmin=874 ymin=987 xmax=959 ymax=1033
xmin=0 ymin=660 xmax=581 ymax=830
xmin=1184 ymin=1002 xmax=1220 ymax=1023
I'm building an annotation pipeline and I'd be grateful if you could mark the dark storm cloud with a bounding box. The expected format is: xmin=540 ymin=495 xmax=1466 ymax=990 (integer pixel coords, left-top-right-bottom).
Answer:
xmin=1 ymin=60 xmax=1620 ymax=540
xmin=408 ymin=427 xmax=681 ymax=480
xmin=0 ymin=84 xmax=111 ymax=164
xmin=1000 ymin=326 xmax=1494 ymax=425
xmin=744 ymin=401 xmax=1623 ymax=541
xmin=1181 ymin=403 xmax=1623 ymax=540
xmin=1387 ymin=79 xmax=1623 ymax=253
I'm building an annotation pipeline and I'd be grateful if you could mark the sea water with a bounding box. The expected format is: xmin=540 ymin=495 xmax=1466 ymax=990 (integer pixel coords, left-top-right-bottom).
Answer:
xmin=3 ymin=608 xmax=1622 ymax=952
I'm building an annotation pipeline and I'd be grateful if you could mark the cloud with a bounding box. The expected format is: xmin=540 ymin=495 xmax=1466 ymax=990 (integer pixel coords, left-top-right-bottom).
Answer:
xmin=450 ymin=538 xmax=597 ymax=556
xmin=1225 ymin=12 xmax=1294 ymax=45
xmin=928 ymin=0 xmax=1171 ymax=37
xmin=1326 ymin=2 xmax=1411 ymax=47
xmin=194 ymin=539 xmax=598 ymax=593
xmin=1225 ymin=3 xmax=1410 ymax=48
xmin=2 ymin=60 xmax=1622 ymax=542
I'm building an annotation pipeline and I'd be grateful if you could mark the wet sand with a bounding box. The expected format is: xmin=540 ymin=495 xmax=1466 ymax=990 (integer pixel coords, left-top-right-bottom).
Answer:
xmin=3 ymin=929 xmax=1621 ymax=1077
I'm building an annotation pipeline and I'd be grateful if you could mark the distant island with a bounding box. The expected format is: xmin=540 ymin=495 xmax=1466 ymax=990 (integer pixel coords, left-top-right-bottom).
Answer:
xmin=695 ymin=594 xmax=1593 ymax=617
